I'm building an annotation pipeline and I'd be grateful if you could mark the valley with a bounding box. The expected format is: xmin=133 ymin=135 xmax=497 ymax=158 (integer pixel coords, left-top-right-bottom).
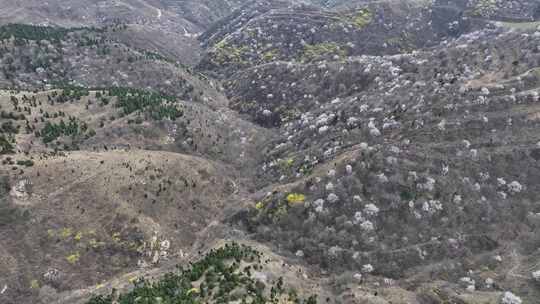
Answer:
xmin=2 ymin=1 xmax=540 ymax=303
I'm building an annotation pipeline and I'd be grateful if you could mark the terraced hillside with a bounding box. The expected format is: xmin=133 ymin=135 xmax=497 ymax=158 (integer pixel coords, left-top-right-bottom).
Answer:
xmin=197 ymin=1 xmax=540 ymax=303
xmin=198 ymin=0 xmax=480 ymax=77
xmin=2 ymin=1 xmax=540 ymax=304
xmin=226 ymin=26 xmax=540 ymax=302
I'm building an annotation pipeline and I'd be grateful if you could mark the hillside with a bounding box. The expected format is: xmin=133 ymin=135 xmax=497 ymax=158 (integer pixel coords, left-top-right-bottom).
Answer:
xmin=2 ymin=1 xmax=540 ymax=304
xmin=198 ymin=0 xmax=478 ymax=77
xmin=0 ymin=0 xmax=252 ymax=65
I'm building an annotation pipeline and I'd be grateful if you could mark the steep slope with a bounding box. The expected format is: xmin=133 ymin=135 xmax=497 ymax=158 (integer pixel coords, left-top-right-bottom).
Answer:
xmin=0 ymin=0 xmax=251 ymax=65
xmin=232 ymin=27 xmax=540 ymax=295
xmin=198 ymin=0 xmax=481 ymax=78
xmin=194 ymin=2 xmax=540 ymax=303
xmin=0 ymin=23 xmax=272 ymax=303
xmin=0 ymin=82 xmax=273 ymax=303
xmin=3 ymin=1 xmax=540 ymax=304
xmin=0 ymin=24 xmax=226 ymax=106
xmin=315 ymin=0 xmax=540 ymax=22
xmin=0 ymin=149 xmax=237 ymax=303
xmin=0 ymin=0 xmax=249 ymax=30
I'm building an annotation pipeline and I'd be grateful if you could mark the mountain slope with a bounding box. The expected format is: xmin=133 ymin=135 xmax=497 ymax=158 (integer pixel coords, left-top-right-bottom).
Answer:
xmin=2 ymin=1 xmax=540 ymax=304
xmin=0 ymin=0 xmax=251 ymax=65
